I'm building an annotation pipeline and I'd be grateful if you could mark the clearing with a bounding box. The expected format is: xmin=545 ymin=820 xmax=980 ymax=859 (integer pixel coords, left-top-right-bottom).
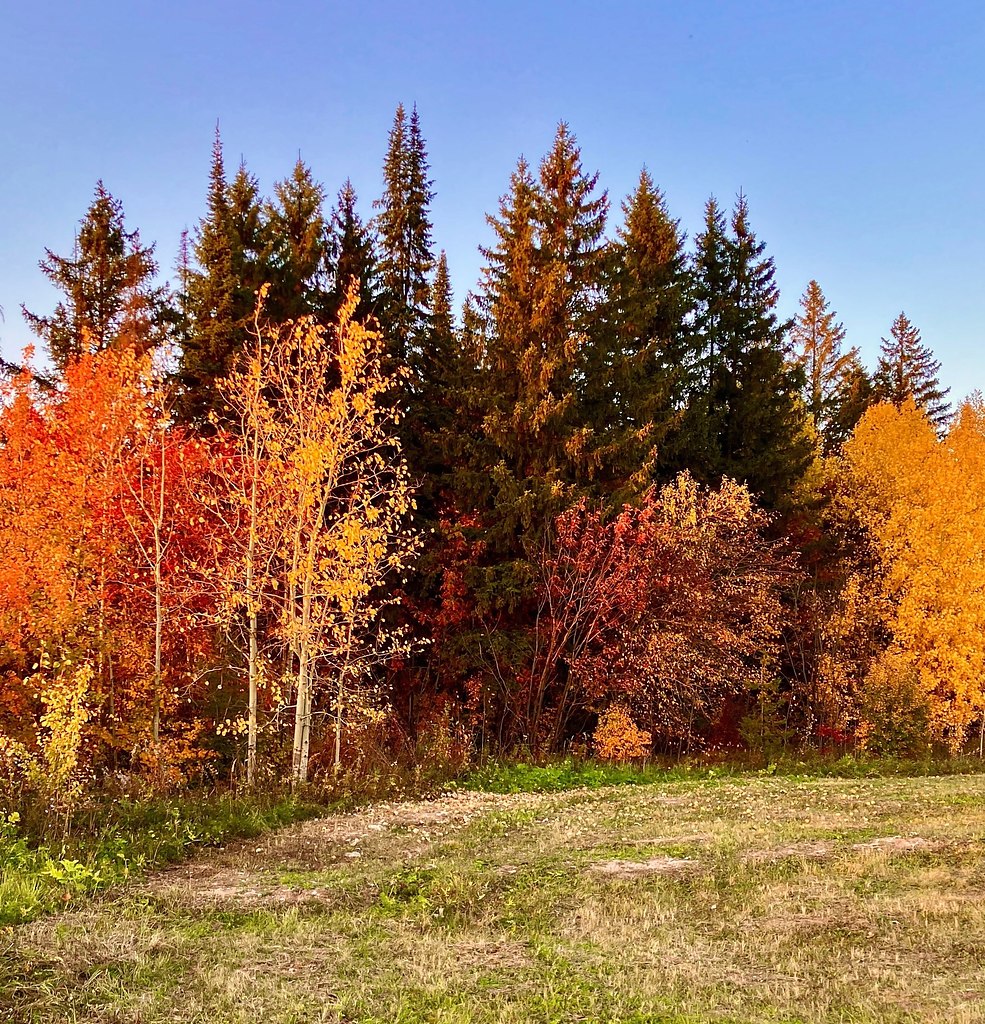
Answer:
xmin=3 ymin=773 xmax=985 ymax=1023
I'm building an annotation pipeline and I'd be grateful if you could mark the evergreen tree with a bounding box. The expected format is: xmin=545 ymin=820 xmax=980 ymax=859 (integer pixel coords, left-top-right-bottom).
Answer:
xmin=264 ymin=158 xmax=328 ymax=322
xmin=471 ymin=124 xmax=610 ymax=554
xmin=873 ymin=312 xmax=951 ymax=429
xmin=22 ymin=181 xmax=167 ymax=367
xmin=374 ymin=103 xmax=435 ymax=371
xmin=408 ymin=250 xmax=462 ymax=501
xmin=418 ymin=250 xmax=456 ymax=431
xmin=227 ymin=161 xmax=270 ymax=315
xmin=789 ymin=280 xmax=860 ymax=452
xmin=178 ymin=133 xmax=268 ymax=423
xmin=687 ymin=193 xmax=812 ymax=507
xmin=826 ymin=351 xmax=874 ymax=449
xmin=326 ymin=179 xmax=378 ymax=323
xmin=608 ymin=168 xmax=693 ymax=483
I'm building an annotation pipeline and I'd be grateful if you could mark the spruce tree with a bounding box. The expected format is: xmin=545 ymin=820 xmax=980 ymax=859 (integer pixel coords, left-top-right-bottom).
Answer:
xmin=608 ymin=168 xmax=693 ymax=483
xmin=178 ymin=134 xmax=269 ymax=423
xmin=408 ymin=250 xmax=462 ymax=503
xmin=789 ymin=280 xmax=860 ymax=452
xmin=264 ymin=158 xmax=328 ymax=322
xmin=326 ymin=179 xmax=378 ymax=323
xmin=23 ymin=181 xmax=167 ymax=367
xmin=687 ymin=193 xmax=812 ymax=507
xmin=374 ymin=103 xmax=435 ymax=372
xmin=227 ymin=161 xmax=270 ymax=315
xmin=471 ymin=125 xmax=610 ymax=554
xmin=873 ymin=312 xmax=950 ymax=429
xmin=418 ymin=250 xmax=456 ymax=435
xmin=827 ymin=351 xmax=874 ymax=449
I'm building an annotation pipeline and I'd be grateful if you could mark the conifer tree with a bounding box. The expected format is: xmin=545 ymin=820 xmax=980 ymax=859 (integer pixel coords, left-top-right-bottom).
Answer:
xmin=405 ymin=250 xmax=460 ymax=505
xmin=178 ymin=133 xmax=268 ymax=423
xmin=608 ymin=168 xmax=693 ymax=482
xmin=326 ymin=180 xmax=378 ymax=323
xmin=264 ymin=159 xmax=328 ymax=322
xmin=417 ymin=250 xmax=456 ymax=435
xmin=789 ymin=280 xmax=860 ymax=451
xmin=873 ymin=312 xmax=950 ymax=429
xmin=687 ymin=193 xmax=812 ymax=507
xmin=227 ymin=162 xmax=270 ymax=313
xmin=374 ymin=103 xmax=435 ymax=371
xmin=826 ymin=351 xmax=874 ymax=450
xmin=471 ymin=125 xmax=610 ymax=555
xmin=23 ymin=182 xmax=167 ymax=368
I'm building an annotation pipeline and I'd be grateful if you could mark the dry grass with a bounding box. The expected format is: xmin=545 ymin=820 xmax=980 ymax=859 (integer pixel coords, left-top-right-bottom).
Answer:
xmin=4 ymin=774 xmax=985 ymax=1022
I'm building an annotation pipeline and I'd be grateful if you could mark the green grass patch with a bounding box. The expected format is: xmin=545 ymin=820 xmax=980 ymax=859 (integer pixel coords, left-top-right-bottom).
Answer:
xmin=0 ymin=794 xmax=322 ymax=927
xmin=460 ymin=753 xmax=985 ymax=794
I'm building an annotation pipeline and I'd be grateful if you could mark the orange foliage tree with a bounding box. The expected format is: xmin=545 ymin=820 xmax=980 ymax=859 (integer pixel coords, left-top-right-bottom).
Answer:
xmin=0 ymin=347 xmax=226 ymax=789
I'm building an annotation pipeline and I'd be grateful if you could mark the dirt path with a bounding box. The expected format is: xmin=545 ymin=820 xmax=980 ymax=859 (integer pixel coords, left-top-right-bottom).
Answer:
xmin=144 ymin=788 xmax=541 ymax=908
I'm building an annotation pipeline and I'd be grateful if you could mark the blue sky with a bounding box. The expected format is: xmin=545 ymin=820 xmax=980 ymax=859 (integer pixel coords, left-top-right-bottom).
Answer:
xmin=1 ymin=1 xmax=983 ymax=395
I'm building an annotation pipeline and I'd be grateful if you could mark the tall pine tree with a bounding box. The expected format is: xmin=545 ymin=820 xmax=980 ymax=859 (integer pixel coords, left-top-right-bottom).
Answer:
xmin=264 ymin=158 xmax=328 ymax=323
xmin=607 ymin=168 xmax=693 ymax=485
xmin=326 ymin=179 xmax=378 ymax=324
xmin=470 ymin=124 xmax=610 ymax=556
xmin=178 ymin=133 xmax=269 ymax=423
xmin=374 ymin=103 xmax=435 ymax=374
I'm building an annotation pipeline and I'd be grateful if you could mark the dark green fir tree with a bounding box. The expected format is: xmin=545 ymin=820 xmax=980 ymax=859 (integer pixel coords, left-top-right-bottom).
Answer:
xmin=264 ymin=158 xmax=328 ymax=322
xmin=326 ymin=179 xmax=378 ymax=324
xmin=374 ymin=103 xmax=435 ymax=374
xmin=607 ymin=167 xmax=693 ymax=485
xmin=178 ymin=131 xmax=269 ymax=423
xmin=686 ymin=193 xmax=812 ymax=507
xmin=22 ymin=181 xmax=168 ymax=367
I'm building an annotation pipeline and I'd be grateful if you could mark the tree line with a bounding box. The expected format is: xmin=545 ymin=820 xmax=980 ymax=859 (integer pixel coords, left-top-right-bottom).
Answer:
xmin=0 ymin=105 xmax=975 ymax=805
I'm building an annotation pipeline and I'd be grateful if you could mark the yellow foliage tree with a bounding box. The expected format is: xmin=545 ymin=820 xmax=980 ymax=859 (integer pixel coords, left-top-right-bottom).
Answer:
xmin=230 ymin=284 xmax=417 ymax=778
xmin=838 ymin=398 xmax=985 ymax=750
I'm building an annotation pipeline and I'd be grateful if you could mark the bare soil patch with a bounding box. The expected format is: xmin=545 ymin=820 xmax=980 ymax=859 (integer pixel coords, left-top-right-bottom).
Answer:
xmin=591 ymin=855 xmax=698 ymax=879
xmin=743 ymin=841 xmax=835 ymax=864
xmin=851 ymin=835 xmax=942 ymax=854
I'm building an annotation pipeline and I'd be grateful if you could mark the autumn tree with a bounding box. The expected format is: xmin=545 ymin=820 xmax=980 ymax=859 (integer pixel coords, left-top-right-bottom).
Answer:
xmin=256 ymin=286 xmax=419 ymax=784
xmin=528 ymin=473 xmax=793 ymax=752
xmin=115 ymin=368 xmax=225 ymax=752
xmin=22 ymin=182 xmax=169 ymax=367
xmin=213 ymin=296 xmax=285 ymax=786
xmin=837 ymin=399 xmax=985 ymax=750
xmin=872 ymin=312 xmax=950 ymax=429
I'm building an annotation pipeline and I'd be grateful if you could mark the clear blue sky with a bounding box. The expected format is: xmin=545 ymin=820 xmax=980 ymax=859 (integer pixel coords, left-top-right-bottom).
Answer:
xmin=2 ymin=1 xmax=983 ymax=395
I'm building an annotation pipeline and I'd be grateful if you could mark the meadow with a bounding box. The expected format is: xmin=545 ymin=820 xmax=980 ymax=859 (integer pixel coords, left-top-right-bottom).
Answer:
xmin=4 ymin=769 xmax=984 ymax=1023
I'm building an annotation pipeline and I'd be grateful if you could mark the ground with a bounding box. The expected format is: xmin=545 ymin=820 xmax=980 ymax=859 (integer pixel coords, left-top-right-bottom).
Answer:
xmin=3 ymin=773 xmax=985 ymax=1023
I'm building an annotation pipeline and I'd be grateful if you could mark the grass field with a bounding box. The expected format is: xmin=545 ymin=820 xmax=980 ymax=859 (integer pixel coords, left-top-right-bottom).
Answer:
xmin=3 ymin=772 xmax=985 ymax=1023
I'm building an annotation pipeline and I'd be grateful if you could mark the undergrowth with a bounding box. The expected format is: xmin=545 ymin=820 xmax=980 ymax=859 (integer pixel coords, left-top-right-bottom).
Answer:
xmin=460 ymin=752 xmax=985 ymax=794
xmin=0 ymin=795 xmax=321 ymax=927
